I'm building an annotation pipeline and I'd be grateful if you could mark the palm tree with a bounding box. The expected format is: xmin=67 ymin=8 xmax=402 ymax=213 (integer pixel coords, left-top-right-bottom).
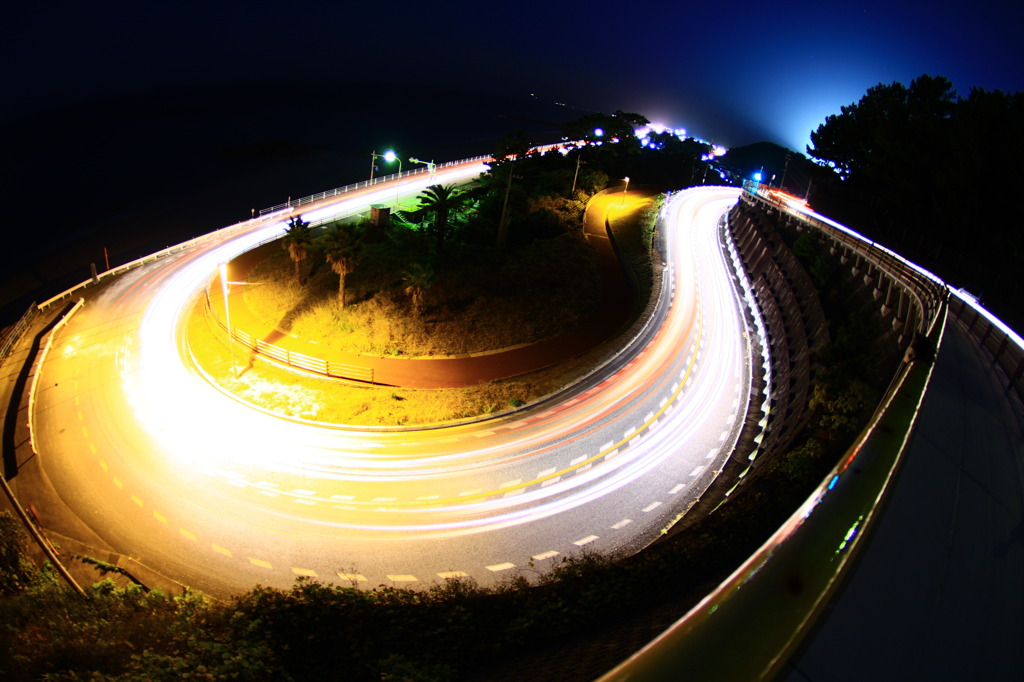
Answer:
xmin=282 ymin=215 xmax=313 ymax=285
xmin=320 ymin=223 xmax=363 ymax=307
xmin=402 ymin=262 xmax=436 ymax=317
xmin=417 ymin=184 xmax=469 ymax=251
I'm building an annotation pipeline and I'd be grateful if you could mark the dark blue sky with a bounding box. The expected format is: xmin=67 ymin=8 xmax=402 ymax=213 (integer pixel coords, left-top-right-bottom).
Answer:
xmin=5 ymin=0 xmax=1022 ymax=152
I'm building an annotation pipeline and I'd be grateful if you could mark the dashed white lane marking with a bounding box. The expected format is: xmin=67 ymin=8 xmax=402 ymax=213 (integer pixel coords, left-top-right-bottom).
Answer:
xmin=536 ymin=467 xmax=557 ymax=478
xmin=570 ymin=454 xmax=587 ymax=466
xmin=294 ymin=499 xmax=316 ymax=505
xmin=707 ymin=448 xmax=719 ymax=459
xmin=486 ymin=563 xmax=516 ymax=572
xmin=88 ymin=442 xmax=97 ymax=454
xmin=670 ymin=484 xmax=686 ymax=494
xmin=577 ymin=462 xmax=593 ymax=473
xmin=671 ymin=382 xmax=678 ymax=392
xmin=292 ymin=567 xmax=318 ymax=577
xmin=611 ymin=519 xmax=633 ymax=529
xmin=259 ymin=491 xmax=278 ymax=498
xmin=227 ymin=479 xmax=246 ymax=488
xmin=130 ymin=494 xmax=143 ymax=507
xmin=372 ymin=497 xmax=397 ymax=502
xmin=500 ymin=479 xmax=522 ymax=489
xmin=503 ymin=488 xmax=524 ymax=498
xmin=437 ymin=571 xmax=470 ymax=579
xmin=153 ymin=511 xmax=167 ymax=524
xmin=690 ymin=465 xmax=707 ymax=477
xmin=532 ymin=551 xmax=560 ymax=561
xmin=212 ymin=544 xmax=232 ymax=557
xmin=642 ymin=502 xmax=661 ymax=513
xmin=113 ymin=477 xmax=124 ymax=490
xmin=387 ymin=575 xmax=418 ymax=583
xmin=600 ymin=441 xmax=614 ymax=451
xmin=338 ymin=573 xmax=368 ymax=582
xmin=331 ymin=494 xmax=355 ymax=500
xmin=180 ymin=529 xmax=196 ymax=541
xmin=458 ymin=489 xmax=483 ymax=497
xmin=292 ymin=489 xmax=316 ymax=496
xmin=541 ymin=476 xmax=562 ymax=487
xmin=249 ymin=558 xmax=273 ymax=569
xmin=574 ymin=535 xmax=599 ymax=546
xmin=99 ymin=459 xmax=108 ymax=472
xmin=718 ymin=430 xmax=729 ymax=441
xmin=473 ymin=430 xmax=495 ymax=438
xmin=623 ymin=426 xmax=636 ymax=439
xmin=659 ymin=397 xmax=667 ymax=408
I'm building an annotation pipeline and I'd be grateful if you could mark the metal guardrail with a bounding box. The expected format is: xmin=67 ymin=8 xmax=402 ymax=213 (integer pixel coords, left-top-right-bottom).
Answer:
xmin=0 ymin=302 xmax=38 ymax=362
xmin=948 ymin=291 xmax=1024 ymax=396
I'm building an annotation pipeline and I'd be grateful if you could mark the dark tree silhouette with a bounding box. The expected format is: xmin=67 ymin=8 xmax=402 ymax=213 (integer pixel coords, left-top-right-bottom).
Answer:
xmin=321 ymin=223 xmax=364 ymax=307
xmin=282 ymin=215 xmax=313 ymax=285
xmin=417 ymin=184 xmax=470 ymax=252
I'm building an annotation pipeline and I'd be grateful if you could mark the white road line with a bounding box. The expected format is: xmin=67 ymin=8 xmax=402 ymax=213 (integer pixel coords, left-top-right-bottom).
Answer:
xmin=338 ymin=573 xmax=368 ymax=582
xmin=670 ymin=484 xmax=686 ymax=494
xmin=532 ymin=551 xmax=560 ymax=561
xmin=437 ymin=571 xmax=470 ymax=579
xmin=642 ymin=502 xmax=661 ymax=513
xmin=611 ymin=519 xmax=632 ymax=529
xmin=690 ymin=465 xmax=707 ymax=477
xmin=387 ymin=575 xmax=418 ymax=583
xmin=536 ymin=467 xmax=556 ymax=478
xmin=486 ymin=563 xmax=516 ymax=572
xmin=574 ymin=535 xmax=599 ymax=546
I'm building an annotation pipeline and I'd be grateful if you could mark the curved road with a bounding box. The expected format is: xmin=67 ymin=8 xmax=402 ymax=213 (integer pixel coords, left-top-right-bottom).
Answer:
xmin=32 ymin=183 xmax=746 ymax=597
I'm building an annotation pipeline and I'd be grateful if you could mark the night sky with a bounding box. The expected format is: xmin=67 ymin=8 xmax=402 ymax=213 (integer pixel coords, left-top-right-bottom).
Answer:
xmin=6 ymin=0 xmax=1022 ymax=152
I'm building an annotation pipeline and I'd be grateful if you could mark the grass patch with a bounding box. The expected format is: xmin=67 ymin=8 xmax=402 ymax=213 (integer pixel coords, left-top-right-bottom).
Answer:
xmin=187 ymin=300 xmax=622 ymax=426
xmin=242 ymin=232 xmax=601 ymax=357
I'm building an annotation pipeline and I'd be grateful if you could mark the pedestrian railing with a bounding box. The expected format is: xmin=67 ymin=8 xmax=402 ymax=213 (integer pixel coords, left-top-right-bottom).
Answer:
xmin=257 ymin=155 xmax=492 ymax=216
xmin=203 ymin=292 xmax=375 ymax=384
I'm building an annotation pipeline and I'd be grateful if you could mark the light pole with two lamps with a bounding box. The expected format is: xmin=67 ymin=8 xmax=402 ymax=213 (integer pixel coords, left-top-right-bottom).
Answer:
xmin=409 ymin=157 xmax=436 ymax=182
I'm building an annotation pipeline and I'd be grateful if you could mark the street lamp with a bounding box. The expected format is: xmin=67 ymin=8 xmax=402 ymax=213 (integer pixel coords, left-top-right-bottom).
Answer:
xmin=621 ymin=176 xmax=630 ymax=206
xmin=219 ymin=262 xmax=237 ymax=378
xmin=409 ymin=157 xmax=436 ymax=182
xmin=369 ymin=149 xmax=401 ymax=181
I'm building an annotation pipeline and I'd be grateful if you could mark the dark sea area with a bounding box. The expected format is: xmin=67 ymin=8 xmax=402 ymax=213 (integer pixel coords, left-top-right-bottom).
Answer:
xmin=0 ymin=81 xmax=578 ymax=322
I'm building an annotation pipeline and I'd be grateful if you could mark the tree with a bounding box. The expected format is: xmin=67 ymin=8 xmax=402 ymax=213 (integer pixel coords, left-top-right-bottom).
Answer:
xmin=402 ymin=262 xmax=436 ymax=317
xmin=282 ymin=215 xmax=313 ymax=285
xmin=488 ymin=131 xmax=534 ymax=251
xmin=320 ymin=223 xmax=363 ymax=307
xmin=417 ymin=184 xmax=470 ymax=252
xmin=806 ymin=74 xmax=956 ymax=186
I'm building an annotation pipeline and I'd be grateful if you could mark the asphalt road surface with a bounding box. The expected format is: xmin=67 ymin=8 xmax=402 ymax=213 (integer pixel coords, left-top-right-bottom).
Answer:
xmin=32 ymin=182 xmax=748 ymax=597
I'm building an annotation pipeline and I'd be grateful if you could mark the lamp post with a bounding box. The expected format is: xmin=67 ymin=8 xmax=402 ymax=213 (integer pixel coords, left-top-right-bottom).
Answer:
xmin=369 ymin=149 xmax=401 ymax=181
xmin=409 ymin=157 xmax=436 ymax=182
xmin=219 ymin=262 xmax=237 ymax=378
xmin=621 ymin=176 xmax=630 ymax=206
